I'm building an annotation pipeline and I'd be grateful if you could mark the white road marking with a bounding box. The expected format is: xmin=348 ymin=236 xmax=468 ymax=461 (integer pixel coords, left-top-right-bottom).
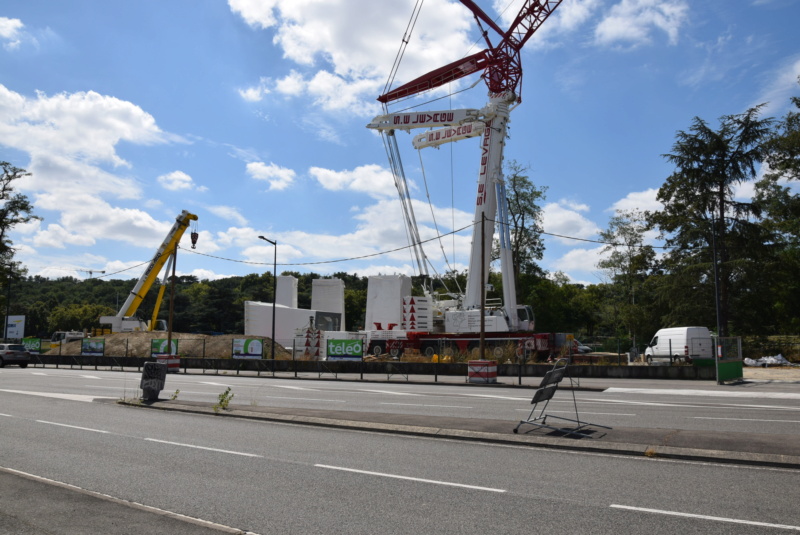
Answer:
xmin=605 ymin=387 xmax=800 ymax=400
xmin=37 ymin=420 xmax=109 ymax=434
xmin=361 ymin=389 xmax=422 ymax=396
xmin=31 ymin=372 xmax=47 ymax=376
xmin=459 ymin=393 xmax=528 ymax=401
xmin=0 ymin=413 xmax=12 ymax=417
xmin=80 ymin=375 xmax=101 ymax=379
xmin=199 ymin=382 xmax=232 ymax=386
xmin=269 ymin=384 xmax=319 ymax=391
xmin=315 ymin=464 xmax=506 ymax=493
xmin=692 ymin=417 xmax=800 ymax=423
xmin=0 ymin=389 xmax=113 ymax=402
xmin=261 ymin=396 xmax=346 ymax=403
xmin=611 ymin=504 xmax=800 ymax=531
xmin=144 ymin=438 xmax=263 ymax=458
xmin=0 ymin=466 xmax=262 ymax=535
xmin=381 ymin=403 xmax=471 ymax=409
xmin=515 ymin=409 xmax=636 ymax=416
xmin=585 ymin=398 xmax=707 ymax=409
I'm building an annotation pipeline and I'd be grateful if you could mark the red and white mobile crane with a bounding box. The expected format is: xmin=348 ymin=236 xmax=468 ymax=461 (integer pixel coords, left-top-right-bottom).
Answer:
xmin=366 ymin=1 xmax=562 ymax=351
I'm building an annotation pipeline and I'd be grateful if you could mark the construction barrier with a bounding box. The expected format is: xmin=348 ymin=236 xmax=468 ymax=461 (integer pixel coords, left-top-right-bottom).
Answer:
xmin=468 ymin=360 xmax=497 ymax=384
xmin=156 ymin=354 xmax=181 ymax=373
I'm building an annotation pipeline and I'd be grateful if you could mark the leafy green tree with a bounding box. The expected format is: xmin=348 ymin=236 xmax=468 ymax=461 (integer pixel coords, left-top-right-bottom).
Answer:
xmin=0 ymin=162 xmax=40 ymax=280
xmin=650 ymin=107 xmax=774 ymax=336
xmin=47 ymin=303 xmax=116 ymax=332
xmin=501 ymin=160 xmax=547 ymax=286
xmin=598 ymin=210 xmax=656 ymax=346
xmin=754 ymin=80 xmax=800 ymax=331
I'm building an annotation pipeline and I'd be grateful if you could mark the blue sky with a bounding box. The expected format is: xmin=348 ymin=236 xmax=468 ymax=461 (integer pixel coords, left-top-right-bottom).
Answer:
xmin=0 ymin=0 xmax=798 ymax=289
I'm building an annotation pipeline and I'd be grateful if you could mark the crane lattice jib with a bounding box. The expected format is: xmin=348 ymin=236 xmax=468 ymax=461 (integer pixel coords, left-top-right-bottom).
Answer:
xmin=377 ymin=0 xmax=562 ymax=104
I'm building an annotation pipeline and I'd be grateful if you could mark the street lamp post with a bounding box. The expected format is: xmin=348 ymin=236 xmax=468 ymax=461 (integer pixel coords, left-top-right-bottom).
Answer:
xmin=258 ymin=236 xmax=277 ymax=362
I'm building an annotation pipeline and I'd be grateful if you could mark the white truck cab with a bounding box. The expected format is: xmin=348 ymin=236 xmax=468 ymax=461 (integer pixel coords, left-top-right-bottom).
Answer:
xmin=645 ymin=326 xmax=712 ymax=364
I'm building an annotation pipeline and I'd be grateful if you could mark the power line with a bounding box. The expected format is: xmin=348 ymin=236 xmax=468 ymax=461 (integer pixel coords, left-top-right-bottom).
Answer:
xmin=180 ymin=221 xmax=677 ymax=269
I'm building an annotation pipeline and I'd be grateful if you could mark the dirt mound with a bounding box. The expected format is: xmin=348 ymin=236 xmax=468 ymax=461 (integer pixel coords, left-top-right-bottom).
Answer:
xmin=42 ymin=331 xmax=292 ymax=359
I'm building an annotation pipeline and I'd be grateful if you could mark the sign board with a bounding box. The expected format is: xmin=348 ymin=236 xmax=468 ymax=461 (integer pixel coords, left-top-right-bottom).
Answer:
xmin=23 ymin=338 xmax=41 ymax=354
xmin=81 ymin=338 xmax=105 ymax=357
xmin=233 ymin=338 xmax=263 ymax=359
xmin=5 ymin=315 xmax=25 ymax=339
xmin=326 ymin=339 xmax=363 ymax=361
xmin=151 ymin=338 xmax=179 ymax=357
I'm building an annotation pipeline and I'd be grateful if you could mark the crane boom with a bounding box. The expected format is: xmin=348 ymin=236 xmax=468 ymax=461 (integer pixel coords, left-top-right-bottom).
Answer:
xmin=100 ymin=210 xmax=198 ymax=332
xmin=378 ymin=0 xmax=562 ymax=103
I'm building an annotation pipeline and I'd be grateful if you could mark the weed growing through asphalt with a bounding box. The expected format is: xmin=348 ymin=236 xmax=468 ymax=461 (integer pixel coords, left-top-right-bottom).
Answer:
xmin=170 ymin=389 xmax=180 ymax=400
xmin=214 ymin=387 xmax=234 ymax=413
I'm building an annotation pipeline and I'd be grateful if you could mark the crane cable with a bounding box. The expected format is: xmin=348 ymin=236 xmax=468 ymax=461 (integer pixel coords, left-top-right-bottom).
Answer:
xmin=382 ymin=0 xmax=426 ymax=104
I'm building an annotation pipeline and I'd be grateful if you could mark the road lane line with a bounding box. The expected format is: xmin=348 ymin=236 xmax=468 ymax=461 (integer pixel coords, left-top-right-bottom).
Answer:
xmin=610 ymin=504 xmax=800 ymax=531
xmin=144 ymin=438 xmax=263 ymax=458
xmin=269 ymin=385 xmax=320 ymax=391
xmin=516 ymin=409 xmax=636 ymax=416
xmin=315 ymin=464 xmax=506 ymax=493
xmin=0 ymin=389 xmax=114 ymax=402
xmin=585 ymin=398 xmax=704 ymax=408
xmin=37 ymin=420 xmax=109 ymax=434
xmin=361 ymin=389 xmax=422 ymax=396
xmin=381 ymin=403 xmax=472 ymax=409
xmin=691 ymin=417 xmax=800 ymax=423
xmin=261 ymin=396 xmax=346 ymax=403
xmin=0 ymin=466 xmax=262 ymax=535
xmin=605 ymin=388 xmax=800 ymax=400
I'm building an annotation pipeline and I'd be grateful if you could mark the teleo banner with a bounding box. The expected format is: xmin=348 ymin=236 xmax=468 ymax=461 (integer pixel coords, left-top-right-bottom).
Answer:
xmin=326 ymin=339 xmax=363 ymax=361
xmin=23 ymin=338 xmax=41 ymax=355
xmin=151 ymin=339 xmax=179 ymax=357
xmin=233 ymin=338 xmax=263 ymax=359
xmin=81 ymin=338 xmax=105 ymax=357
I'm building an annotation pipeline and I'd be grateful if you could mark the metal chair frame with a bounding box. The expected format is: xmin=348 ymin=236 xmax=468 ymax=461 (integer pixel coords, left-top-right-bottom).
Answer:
xmin=513 ymin=358 xmax=611 ymax=437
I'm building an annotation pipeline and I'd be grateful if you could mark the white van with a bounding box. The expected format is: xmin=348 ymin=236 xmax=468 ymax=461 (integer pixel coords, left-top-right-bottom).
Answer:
xmin=644 ymin=327 xmax=712 ymax=364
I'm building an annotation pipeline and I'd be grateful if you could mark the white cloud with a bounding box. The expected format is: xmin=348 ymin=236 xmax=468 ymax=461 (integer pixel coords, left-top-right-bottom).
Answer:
xmin=551 ymin=245 xmax=607 ymax=273
xmin=0 ymin=17 xmax=24 ymax=50
xmin=157 ymin=170 xmax=207 ymax=192
xmin=542 ymin=201 xmax=600 ymax=243
xmin=0 ymin=85 xmax=178 ymax=169
xmin=609 ymin=188 xmax=662 ymax=213
xmin=310 ymin=164 xmax=396 ymax=199
xmin=27 ymin=196 xmax=184 ymax=251
xmin=246 ymin=161 xmax=296 ymax=190
xmin=228 ymin=0 xmax=278 ymax=29
xmin=207 ymin=205 xmax=248 ymax=226
xmin=32 ymin=224 xmax=96 ymax=249
xmin=230 ymin=0 xmax=474 ymax=112
xmin=238 ymin=77 xmax=272 ymax=102
xmin=594 ymin=0 xmax=688 ymax=48
xmin=756 ymin=56 xmax=800 ymax=116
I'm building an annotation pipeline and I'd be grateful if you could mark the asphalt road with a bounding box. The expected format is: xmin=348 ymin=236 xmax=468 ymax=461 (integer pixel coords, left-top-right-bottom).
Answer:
xmin=1 ymin=367 xmax=800 ymax=533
